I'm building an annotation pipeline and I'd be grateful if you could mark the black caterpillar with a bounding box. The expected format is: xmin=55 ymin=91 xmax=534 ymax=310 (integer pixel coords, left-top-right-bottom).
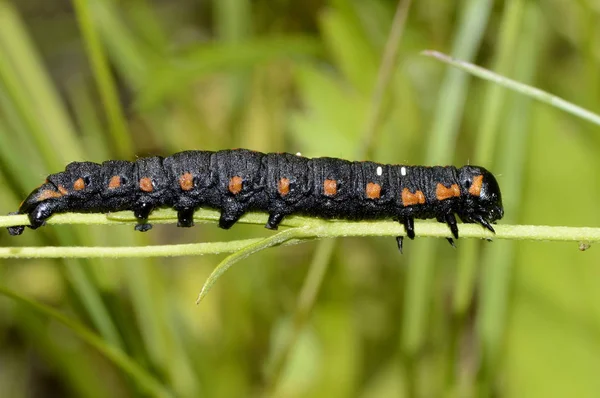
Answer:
xmin=7 ymin=149 xmax=503 ymax=251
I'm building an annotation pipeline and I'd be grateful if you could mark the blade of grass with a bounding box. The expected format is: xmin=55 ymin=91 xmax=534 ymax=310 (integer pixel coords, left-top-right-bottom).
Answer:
xmin=89 ymin=0 xmax=150 ymax=86
xmin=72 ymin=0 xmax=134 ymax=157
xmin=0 ymin=0 xmax=125 ymax=352
xmin=401 ymin=0 xmax=494 ymax=367
xmin=138 ymin=36 xmax=322 ymax=109
xmin=196 ymin=227 xmax=305 ymax=303
xmin=268 ymin=2 xmax=413 ymax=390
xmin=267 ymin=3 xmax=412 ymax=391
xmin=359 ymin=0 xmax=412 ymax=158
xmin=477 ymin=5 xmax=539 ymax=393
xmin=264 ymin=239 xmax=337 ymax=395
xmin=449 ymin=0 xmax=525 ymax=391
xmin=0 ymin=1 xmax=83 ymax=169
xmin=0 ymin=284 xmax=173 ymax=398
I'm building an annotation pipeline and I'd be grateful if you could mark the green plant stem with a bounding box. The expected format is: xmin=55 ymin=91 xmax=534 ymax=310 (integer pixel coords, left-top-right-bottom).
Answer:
xmin=422 ymin=50 xmax=600 ymax=127
xmin=2 ymin=217 xmax=599 ymax=259
xmin=195 ymin=227 xmax=305 ymax=303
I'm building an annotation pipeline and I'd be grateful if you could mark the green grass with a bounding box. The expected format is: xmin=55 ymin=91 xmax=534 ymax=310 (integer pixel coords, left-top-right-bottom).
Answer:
xmin=1 ymin=0 xmax=600 ymax=397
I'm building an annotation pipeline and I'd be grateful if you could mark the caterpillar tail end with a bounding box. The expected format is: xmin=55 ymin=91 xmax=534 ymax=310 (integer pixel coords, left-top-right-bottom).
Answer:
xmin=7 ymin=212 xmax=26 ymax=236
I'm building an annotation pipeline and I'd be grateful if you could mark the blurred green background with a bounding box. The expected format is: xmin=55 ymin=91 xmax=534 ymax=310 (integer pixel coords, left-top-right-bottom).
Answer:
xmin=1 ymin=0 xmax=600 ymax=397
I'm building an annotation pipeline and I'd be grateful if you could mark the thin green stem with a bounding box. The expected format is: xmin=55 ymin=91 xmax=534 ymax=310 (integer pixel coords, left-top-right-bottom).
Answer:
xmin=195 ymin=227 xmax=307 ymax=303
xmin=2 ymin=219 xmax=598 ymax=259
xmin=0 ymin=238 xmax=305 ymax=259
xmin=422 ymin=50 xmax=600 ymax=127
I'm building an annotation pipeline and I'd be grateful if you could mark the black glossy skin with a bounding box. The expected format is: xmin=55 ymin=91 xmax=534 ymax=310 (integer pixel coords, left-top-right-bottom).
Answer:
xmin=7 ymin=150 xmax=504 ymax=250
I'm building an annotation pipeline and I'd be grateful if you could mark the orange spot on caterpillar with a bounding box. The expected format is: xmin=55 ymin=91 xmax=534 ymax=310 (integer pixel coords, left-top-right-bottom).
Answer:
xmin=57 ymin=185 xmax=68 ymax=195
xmin=37 ymin=189 xmax=63 ymax=201
xmin=469 ymin=175 xmax=483 ymax=196
xmin=108 ymin=176 xmax=121 ymax=189
xmin=278 ymin=178 xmax=290 ymax=196
xmin=323 ymin=179 xmax=337 ymax=196
xmin=228 ymin=176 xmax=243 ymax=195
xmin=436 ymin=183 xmax=460 ymax=201
xmin=139 ymin=177 xmax=154 ymax=192
xmin=73 ymin=178 xmax=85 ymax=191
xmin=366 ymin=182 xmax=381 ymax=199
xmin=402 ymin=188 xmax=425 ymax=206
xmin=179 ymin=172 xmax=194 ymax=191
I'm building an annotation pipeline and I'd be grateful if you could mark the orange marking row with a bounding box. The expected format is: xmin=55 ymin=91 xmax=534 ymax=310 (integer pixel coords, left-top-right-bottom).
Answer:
xmin=37 ymin=189 xmax=64 ymax=201
xmin=179 ymin=172 xmax=194 ymax=191
xmin=366 ymin=183 xmax=381 ymax=199
xmin=278 ymin=178 xmax=290 ymax=196
xmin=74 ymin=178 xmax=85 ymax=191
xmin=469 ymin=175 xmax=483 ymax=196
xmin=323 ymin=179 xmax=337 ymax=196
xmin=108 ymin=176 xmax=121 ymax=189
xmin=229 ymin=176 xmax=243 ymax=195
xmin=139 ymin=177 xmax=154 ymax=192
xmin=436 ymin=183 xmax=460 ymax=201
xmin=402 ymin=188 xmax=425 ymax=206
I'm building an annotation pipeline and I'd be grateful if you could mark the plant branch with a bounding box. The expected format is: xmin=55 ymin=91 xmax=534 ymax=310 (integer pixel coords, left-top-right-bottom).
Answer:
xmin=195 ymin=227 xmax=306 ymax=303
xmin=1 ymin=210 xmax=598 ymax=259
xmin=422 ymin=50 xmax=600 ymax=127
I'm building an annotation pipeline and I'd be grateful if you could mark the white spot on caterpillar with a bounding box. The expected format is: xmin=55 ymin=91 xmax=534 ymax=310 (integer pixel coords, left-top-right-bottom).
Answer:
xmin=376 ymin=166 xmax=383 ymax=176
xmin=401 ymin=167 xmax=407 ymax=176
xmin=296 ymin=152 xmax=302 ymax=156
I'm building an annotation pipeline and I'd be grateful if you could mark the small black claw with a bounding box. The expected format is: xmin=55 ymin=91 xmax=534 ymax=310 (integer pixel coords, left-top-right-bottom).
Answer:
xmin=446 ymin=238 xmax=456 ymax=248
xmin=474 ymin=215 xmax=495 ymax=233
xmin=135 ymin=223 xmax=153 ymax=232
xmin=265 ymin=213 xmax=285 ymax=230
xmin=445 ymin=213 xmax=459 ymax=239
xmin=177 ymin=207 xmax=195 ymax=228
xmin=402 ymin=217 xmax=415 ymax=240
xmin=396 ymin=236 xmax=404 ymax=254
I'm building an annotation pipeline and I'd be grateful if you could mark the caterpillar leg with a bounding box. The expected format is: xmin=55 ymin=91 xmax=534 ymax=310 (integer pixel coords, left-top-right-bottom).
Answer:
xmin=27 ymin=202 xmax=57 ymax=230
xmin=395 ymin=216 xmax=415 ymax=253
xmin=444 ymin=213 xmax=459 ymax=239
xmin=402 ymin=216 xmax=415 ymax=240
xmin=177 ymin=207 xmax=195 ymax=228
xmin=218 ymin=204 xmax=245 ymax=229
xmin=133 ymin=202 xmax=153 ymax=232
xmin=435 ymin=214 xmax=458 ymax=248
xmin=265 ymin=212 xmax=286 ymax=230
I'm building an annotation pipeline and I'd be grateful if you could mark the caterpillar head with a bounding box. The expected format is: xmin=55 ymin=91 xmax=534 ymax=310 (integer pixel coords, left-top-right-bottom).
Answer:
xmin=456 ymin=166 xmax=503 ymax=230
